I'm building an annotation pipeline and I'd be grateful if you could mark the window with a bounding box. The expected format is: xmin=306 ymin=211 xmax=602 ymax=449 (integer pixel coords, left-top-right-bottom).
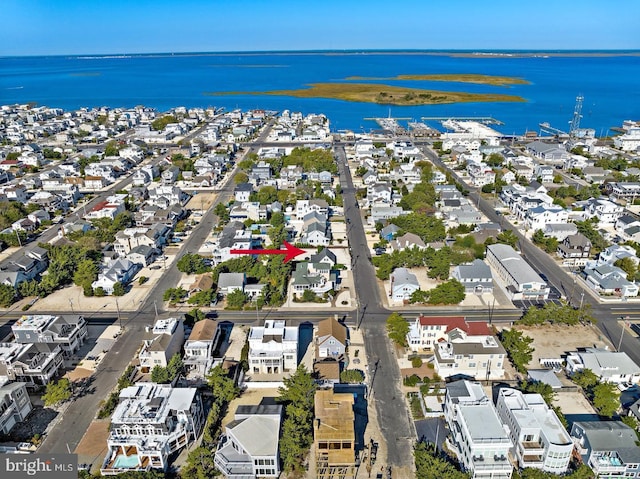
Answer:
xmin=469 ymin=363 xmax=476 ymax=368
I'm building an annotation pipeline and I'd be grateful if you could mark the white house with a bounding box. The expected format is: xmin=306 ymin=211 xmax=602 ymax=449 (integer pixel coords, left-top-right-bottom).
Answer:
xmin=101 ymin=384 xmax=204 ymax=475
xmin=496 ymin=388 xmax=572 ymax=474
xmin=584 ymin=198 xmax=624 ymax=225
xmin=389 ymin=267 xmax=420 ymax=302
xmin=138 ymin=318 xmax=185 ymax=372
xmin=214 ymin=404 xmax=282 ymax=478
xmin=248 ymin=320 xmax=298 ymax=375
xmin=444 ymin=380 xmax=513 ymax=479
xmin=565 ymin=348 xmax=640 ymax=384
xmin=524 ymin=206 xmax=569 ymax=231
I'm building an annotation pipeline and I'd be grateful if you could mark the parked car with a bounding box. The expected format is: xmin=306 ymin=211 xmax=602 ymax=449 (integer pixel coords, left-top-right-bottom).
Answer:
xmin=618 ymin=382 xmax=633 ymax=391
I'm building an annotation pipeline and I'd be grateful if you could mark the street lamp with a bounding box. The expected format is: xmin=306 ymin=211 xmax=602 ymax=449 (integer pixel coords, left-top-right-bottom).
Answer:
xmin=69 ymin=299 xmax=74 ymax=314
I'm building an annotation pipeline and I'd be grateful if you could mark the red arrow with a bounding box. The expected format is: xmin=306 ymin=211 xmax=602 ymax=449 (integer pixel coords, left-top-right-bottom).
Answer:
xmin=230 ymin=241 xmax=305 ymax=263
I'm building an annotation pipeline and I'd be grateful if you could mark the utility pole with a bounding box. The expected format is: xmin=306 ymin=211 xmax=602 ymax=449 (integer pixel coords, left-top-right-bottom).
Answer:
xmin=618 ymin=316 xmax=629 ymax=352
xmin=154 ymin=300 xmax=159 ymax=320
xmin=69 ymin=299 xmax=74 ymax=314
xmin=116 ymin=297 xmax=122 ymax=329
xmin=15 ymin=229 xmax=22 ymax=248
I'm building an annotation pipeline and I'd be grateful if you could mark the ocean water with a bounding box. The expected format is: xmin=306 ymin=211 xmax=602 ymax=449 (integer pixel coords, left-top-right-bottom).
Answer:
xmin=1 ymin=51 xmax=639 ymax=135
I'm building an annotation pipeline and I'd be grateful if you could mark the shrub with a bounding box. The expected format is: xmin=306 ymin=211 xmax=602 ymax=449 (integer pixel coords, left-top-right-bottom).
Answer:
xmin=411 ymin=356 xmax=423 ymax=368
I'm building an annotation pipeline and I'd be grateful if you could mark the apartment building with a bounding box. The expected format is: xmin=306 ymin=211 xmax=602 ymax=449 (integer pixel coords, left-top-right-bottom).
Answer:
xmin=444 ymin=380 xmax=513 ymax=479
xmin=315 ymin=390 xmax=356 ymax=479
xmin=101 ymin=383 xmax=204 ymax=475
xmin=496 ymin=388 xmax=572 ymax=473
xmin=485 ymin=244 xmax=549 ymax=301
xmin=11 ymin=314 xmax=87 ymax=358
xmin=248 ymin=320 xmax=298 ymax=375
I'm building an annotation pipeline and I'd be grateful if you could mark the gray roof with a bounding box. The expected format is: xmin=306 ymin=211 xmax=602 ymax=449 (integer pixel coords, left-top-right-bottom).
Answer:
xmin=218 ymin=273 xmax=245 ymax=289
xmin=391 ymin=267 xmax=419 ymax=287
xmin=527 ymin=369 xmax=563 ymax=389
xmin=454 ymin=259 xmax=492 ymax=281
xmin=486 ymin=244 xmax=546 ymax=286
xmin=459 ymin=404 xmax=511 ymax=443
xmin=580 ymin=349 xmax=640 ymax=378
xmin=227 ymin=415 xmax=281 ymax=456
xmin=573 ymin=421 xmax=640 ymax=463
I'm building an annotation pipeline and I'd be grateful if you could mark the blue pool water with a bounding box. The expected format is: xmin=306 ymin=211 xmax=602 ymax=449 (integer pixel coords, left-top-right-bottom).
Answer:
xmin=113 ymin=454 xmax=140 ymax=469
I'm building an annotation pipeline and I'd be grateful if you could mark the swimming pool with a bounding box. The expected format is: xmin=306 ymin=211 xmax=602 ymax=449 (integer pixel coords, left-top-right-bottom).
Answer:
xmin=114 ymin=454 xmax=140 ymax=469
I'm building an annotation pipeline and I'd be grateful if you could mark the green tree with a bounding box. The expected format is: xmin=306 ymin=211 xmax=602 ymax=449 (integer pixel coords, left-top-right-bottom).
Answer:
xmin=151 ymin=365 xmax=170 ymax=384
xmin=104 ymin=140 xmax=119 ymax=157
xmin=386 ymin=312 xmax=409 ymax=347
xmin=485 ymin=153 xmax=504 ymax=167
xmin=414 ymin=441 xmax=470 ymax=479
xmin=166 ymin=353 xmax=183 ymax=381
xmin=73 ymin=259 xmax=98 ymax=289
xmin=615 ymin=257 xmax=637 ymax=278
xmin=42 ymin=378 xmax=72 ymax=406
xmin=426 ymin=279 xmax=465 ymax=305
xmin=151 ymin=115 xmax=178 ymax=131
xmin=277 ymin=365 xmax=317 ymax=473
xmin=112 ymin=282 xmax=126 ymax=296
xmin=225 ymin=289 xmax=248 ymax=309
xmin=206 ymin=365 xmax=240 ymax=406
xmin=214 ymin=202 xmax=230 ymax=224
xmin=301 ymin=289 xmax=320 ymax=302
xmin=572 ymin=368 xmax=599 ymax=390
xmin=496 ymin=229 xmax=519 ymax=248
xmin=177 ymin=253 xmax=210 ymax=275
xmin=188 ymin=289 xmax=215 ymax=306
xmin=500 ymin=329 xmax=534 ymax=374
xmin=592 ymin=383 xmax=619 ymax=417
xmin=163 ymin=287 xmax=187 ymax=303
xmin=257 ymin=186 xmax=278 ymax=205
xmin=0 ymin=284 xmax=17 ymax=307
xmin=520 ymin=380 xmax=555 ymax=406
xmin=234 ymin=171 xmax=249 ymax=184
xmin=180 ymin=446 xmax=220 ymax=479
xmin=184 ymin=307 xmax=205 ymax=326
xmin=340 ymin=369 xmax=365 ymax=383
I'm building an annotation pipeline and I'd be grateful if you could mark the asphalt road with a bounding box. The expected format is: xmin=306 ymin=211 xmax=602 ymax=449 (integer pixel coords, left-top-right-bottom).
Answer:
xmin=336 ymin=146 xmax=415 ymax=469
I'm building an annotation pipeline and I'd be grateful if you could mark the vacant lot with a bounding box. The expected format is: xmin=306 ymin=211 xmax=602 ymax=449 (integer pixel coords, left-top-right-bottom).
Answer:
xmin=496 ymin=323 xmax=609 ymax=369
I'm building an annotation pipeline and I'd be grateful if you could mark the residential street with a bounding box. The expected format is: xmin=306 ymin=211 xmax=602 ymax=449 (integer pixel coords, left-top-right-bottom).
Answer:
xmin=336 ymin=145 xmax=415 ymax=470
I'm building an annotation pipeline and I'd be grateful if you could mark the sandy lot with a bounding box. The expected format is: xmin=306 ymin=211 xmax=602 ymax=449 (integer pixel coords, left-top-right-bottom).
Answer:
xmin=552 ymin=390 xmax=597 ymax=415
xmin=496 ymin=324 xmax=610 ymax=370
xmin=30 ymin=253 xmax=178 ymax=313
xmin=185 ymin=191 xmax=218 ymax=212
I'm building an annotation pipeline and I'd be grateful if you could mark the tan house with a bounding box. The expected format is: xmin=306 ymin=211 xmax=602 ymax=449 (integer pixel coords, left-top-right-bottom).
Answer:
xmin=183 ymin=319 xmax=220 ymax=379
xmin=315 ymin=390 xmax=356 ymax=479
xmin=189 ymin=274 xmax=214 ymax=296
xmin=316 ymin=317 xmax=347 ymax=359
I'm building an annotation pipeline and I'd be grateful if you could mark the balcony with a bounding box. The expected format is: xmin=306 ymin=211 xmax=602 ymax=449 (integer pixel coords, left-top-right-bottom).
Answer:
xmin=589 ymin=453 xmax=626 ymax=474
xmin=471 ymin=454 xmax=513 ymax=472
xmin=213 ymin=435 xmax=255 ymax=479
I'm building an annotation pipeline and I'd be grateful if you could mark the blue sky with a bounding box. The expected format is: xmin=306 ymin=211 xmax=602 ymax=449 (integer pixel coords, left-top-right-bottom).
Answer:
xmin=1 ymin=0 xmax=638 ymax=56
